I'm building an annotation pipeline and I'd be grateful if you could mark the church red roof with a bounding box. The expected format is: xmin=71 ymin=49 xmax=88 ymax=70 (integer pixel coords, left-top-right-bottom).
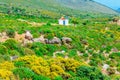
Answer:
xmin=60 ymin=17 xmax=65 ymax=20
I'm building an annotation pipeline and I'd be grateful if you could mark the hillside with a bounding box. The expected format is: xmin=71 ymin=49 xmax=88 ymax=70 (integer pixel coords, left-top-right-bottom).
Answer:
xmin=0 ymin=0 xmax=120 ymax=80
xmin=0 ymin=0 xmax=118 ymax=18
xmin=56 ymin=0 xmax=117 ymax=14
xmin=0 ymin=12 xmax=120 ymax=79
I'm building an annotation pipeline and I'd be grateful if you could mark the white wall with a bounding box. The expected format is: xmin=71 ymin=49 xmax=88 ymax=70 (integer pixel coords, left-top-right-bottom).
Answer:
xmin=65 ymin=19 xmax=69 ymax=25
xmin=59 ymin=19 xmax=69 ymax=25
xmin=59 ymin=20 xmax=63 ymax=25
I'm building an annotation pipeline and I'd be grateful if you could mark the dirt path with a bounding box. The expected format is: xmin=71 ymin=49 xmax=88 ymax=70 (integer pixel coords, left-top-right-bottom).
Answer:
xmin=17 ymin=19 xmax=46 ymax=27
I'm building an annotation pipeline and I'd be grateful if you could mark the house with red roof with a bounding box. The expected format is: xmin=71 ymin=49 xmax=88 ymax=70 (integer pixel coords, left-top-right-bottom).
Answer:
xmin=58 ymin=17 xmax=69 ymax=25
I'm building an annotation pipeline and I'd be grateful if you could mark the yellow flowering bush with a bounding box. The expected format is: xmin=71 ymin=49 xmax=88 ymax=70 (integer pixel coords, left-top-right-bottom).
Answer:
xmin=50 ymin=64 xmax=65 ymax=75
xmin=50 ymin=64 xmax=71 ymax=79
xmin=49 ymin=57 xmax=87 ymax=72
xmin=49 ymin=72 xmax=58 ymax=79
xmin=14 ymin=56 xmax=88 ymax=79
xmin=15 ymin=55 xmax=48 ymax=68
xmin=32 ymin=66 xmax=50 ymax=76
xmin=0 ymin=61 xmax=15 ymax=70
xmin=0 ymin=69 xmax=15 ymax=80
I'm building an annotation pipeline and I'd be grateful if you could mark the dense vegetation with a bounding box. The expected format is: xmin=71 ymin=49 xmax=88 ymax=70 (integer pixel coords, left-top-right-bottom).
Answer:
xmin=0 ymin=12 xmax=120 ymax=80
xmin=0 ymin=0 xmax=120 ymax=79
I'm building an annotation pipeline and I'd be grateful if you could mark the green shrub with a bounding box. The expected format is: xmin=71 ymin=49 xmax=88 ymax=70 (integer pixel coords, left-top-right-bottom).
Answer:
xmin=3 ymin=39 xmax=18 ymax=50
xmin=33 ymin=32 xmax=40 ymax=38
xmin=14 ymin=61 xmax=25 ymax=67
xmin=76 ymin=66 xmax=92 ymax=77
xmin=33 ymin=48 xmax=44 ymax=57
xmin=24 ymin=48 xmax=35 ymax=55
xmin=109 ymin=52 xmax=120 ymax=59
xmin=105 ymin=46 xmax=112 ymax=53
xmin=76 ymin=66 xmax=104 ymax=80
xmin=45 ymin=33 xmax=54 ymax=39
xmin=68 ymin=71 xmax=76 ymax=77
xmin=111 ymin=75 xmax=120 ymax=80
xmin=46 ymin=44 xmax=58 ymax=56
xmin=68 ymin=77 xmax=88 ymax=80
xmin=83 ymin=53 xmax=89 ymax=57
xmin=0 ymin=55 xmax=10 ymax=61
xmin=13 ymin=67 xmax=34 ymax=79
xmin=56 ymin=53 xmax=65 ymax=57
xmin=54 ymin=76 xmax=63 ymax=80
xmin=117 ymin=67 xmax=120 ymax=72
xmin=46 ymin=22 xmax=51 ymax=26
xmin=9 ymin=50 xmax=20 ymax=56
xmin=6 ymin=28 xmax=15 ymax=38
xmin=31 ymin=42 xmax=48 ymax=56
xmin=114 ymin=43 xmax=120 ymax=50
xmin=17 ymin=46 xmax=24 ymax=56
xmin=89 ymin=60 xmax=98 ymax=66
xmin=33 ymin=74 xmax=50 ymax=80
xmin=0 ymin=55 xmax=5 ymax=62
xmin=99 ymin=54 xmax=106 ymax=60
xmin=3 ymin=55 xmax=10 ymax=61
xmin=0 ymin=44 xmax=8 ymax=55
xmin=31 ymin=42 xmax=58 ymax=56
xmin=68 ymin=49 xmax=77 ymax=57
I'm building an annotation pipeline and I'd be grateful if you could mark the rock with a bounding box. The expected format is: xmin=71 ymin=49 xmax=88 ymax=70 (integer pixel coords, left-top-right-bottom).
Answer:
xmin=2 ymin=32 xmax=7 ymax=36
xmin=53 ymin=50 xmax=66 ymax=58
xmin=103 ymin=64 xmax=109 ymax=70
xmin=45 ymin=37 xmax=61 ymax=44
xmin=22 ymin=39 xmax=33 ymax=46
xmin=77 ymin=51 xmax=83 ymax=56
xmin=102 ymin=64 xmax=110 ymax=75
xmin=0 ymin=32 xmax=9 ymax=42
xmin=25 ymin=31 xmax=33 ymax=40
xmin=81 ymin=39 xmax=88 ymax=45
xmin=1 ymin=32 xmax=9 ymax=39
xmin=111 ymin=48 xmax=119 ymax=53
xmin=50 ymin=37 xmax=61 ymax=44
xmin=33 ymin=35 xmax=45 ymax=43
xmin=10 ymin=55 xmax=18 ymax=61
xmin=61 ymin=50 xmax=65 ymax=53
xmin=115 ymin=70 xmax=120 ymax=74
xmin=45 ymin=39 xmax=49 ymax=44
xmin=14 ymin=32 xmax=25 ymax=43
xmin=62 ymin=37 xmax=72 ymax=43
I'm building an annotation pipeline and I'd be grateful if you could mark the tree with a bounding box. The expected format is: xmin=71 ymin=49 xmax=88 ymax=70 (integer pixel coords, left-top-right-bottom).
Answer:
xmin=71 ymin=17 xmax=79 ymax=26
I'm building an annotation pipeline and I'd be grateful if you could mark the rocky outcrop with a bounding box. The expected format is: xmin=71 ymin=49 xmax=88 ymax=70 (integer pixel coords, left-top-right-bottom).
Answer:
xmin=14 ymin=32 xmax=25 ymax=43
xmin=22 ymin=39 xmax=33 ymax=46
xmin=51 ymin=37 xmax=61 ymax=44
xmin=33 ymin=35 xmax=45 ymax=43
xmin=62 ymin=37 xmax=72 ymax=44
xmin=0 ymin=32 xmax=9 ymax=42
xmin=45 ymin=37 xmax=72 ymax=44
xmin=23 ymin=31 xmax=34 ymax=46
xmin=25 ymin=31 xmax=33 ymax=40
xmin=45 ymin=37 xmax=61 ymax=44
xmin=0 ymin=31 xmax=72 ymax=46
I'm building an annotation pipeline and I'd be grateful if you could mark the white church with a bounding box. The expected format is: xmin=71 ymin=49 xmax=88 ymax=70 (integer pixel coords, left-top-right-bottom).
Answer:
xmin=58 ymin=17 xmax=69 ymax=25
